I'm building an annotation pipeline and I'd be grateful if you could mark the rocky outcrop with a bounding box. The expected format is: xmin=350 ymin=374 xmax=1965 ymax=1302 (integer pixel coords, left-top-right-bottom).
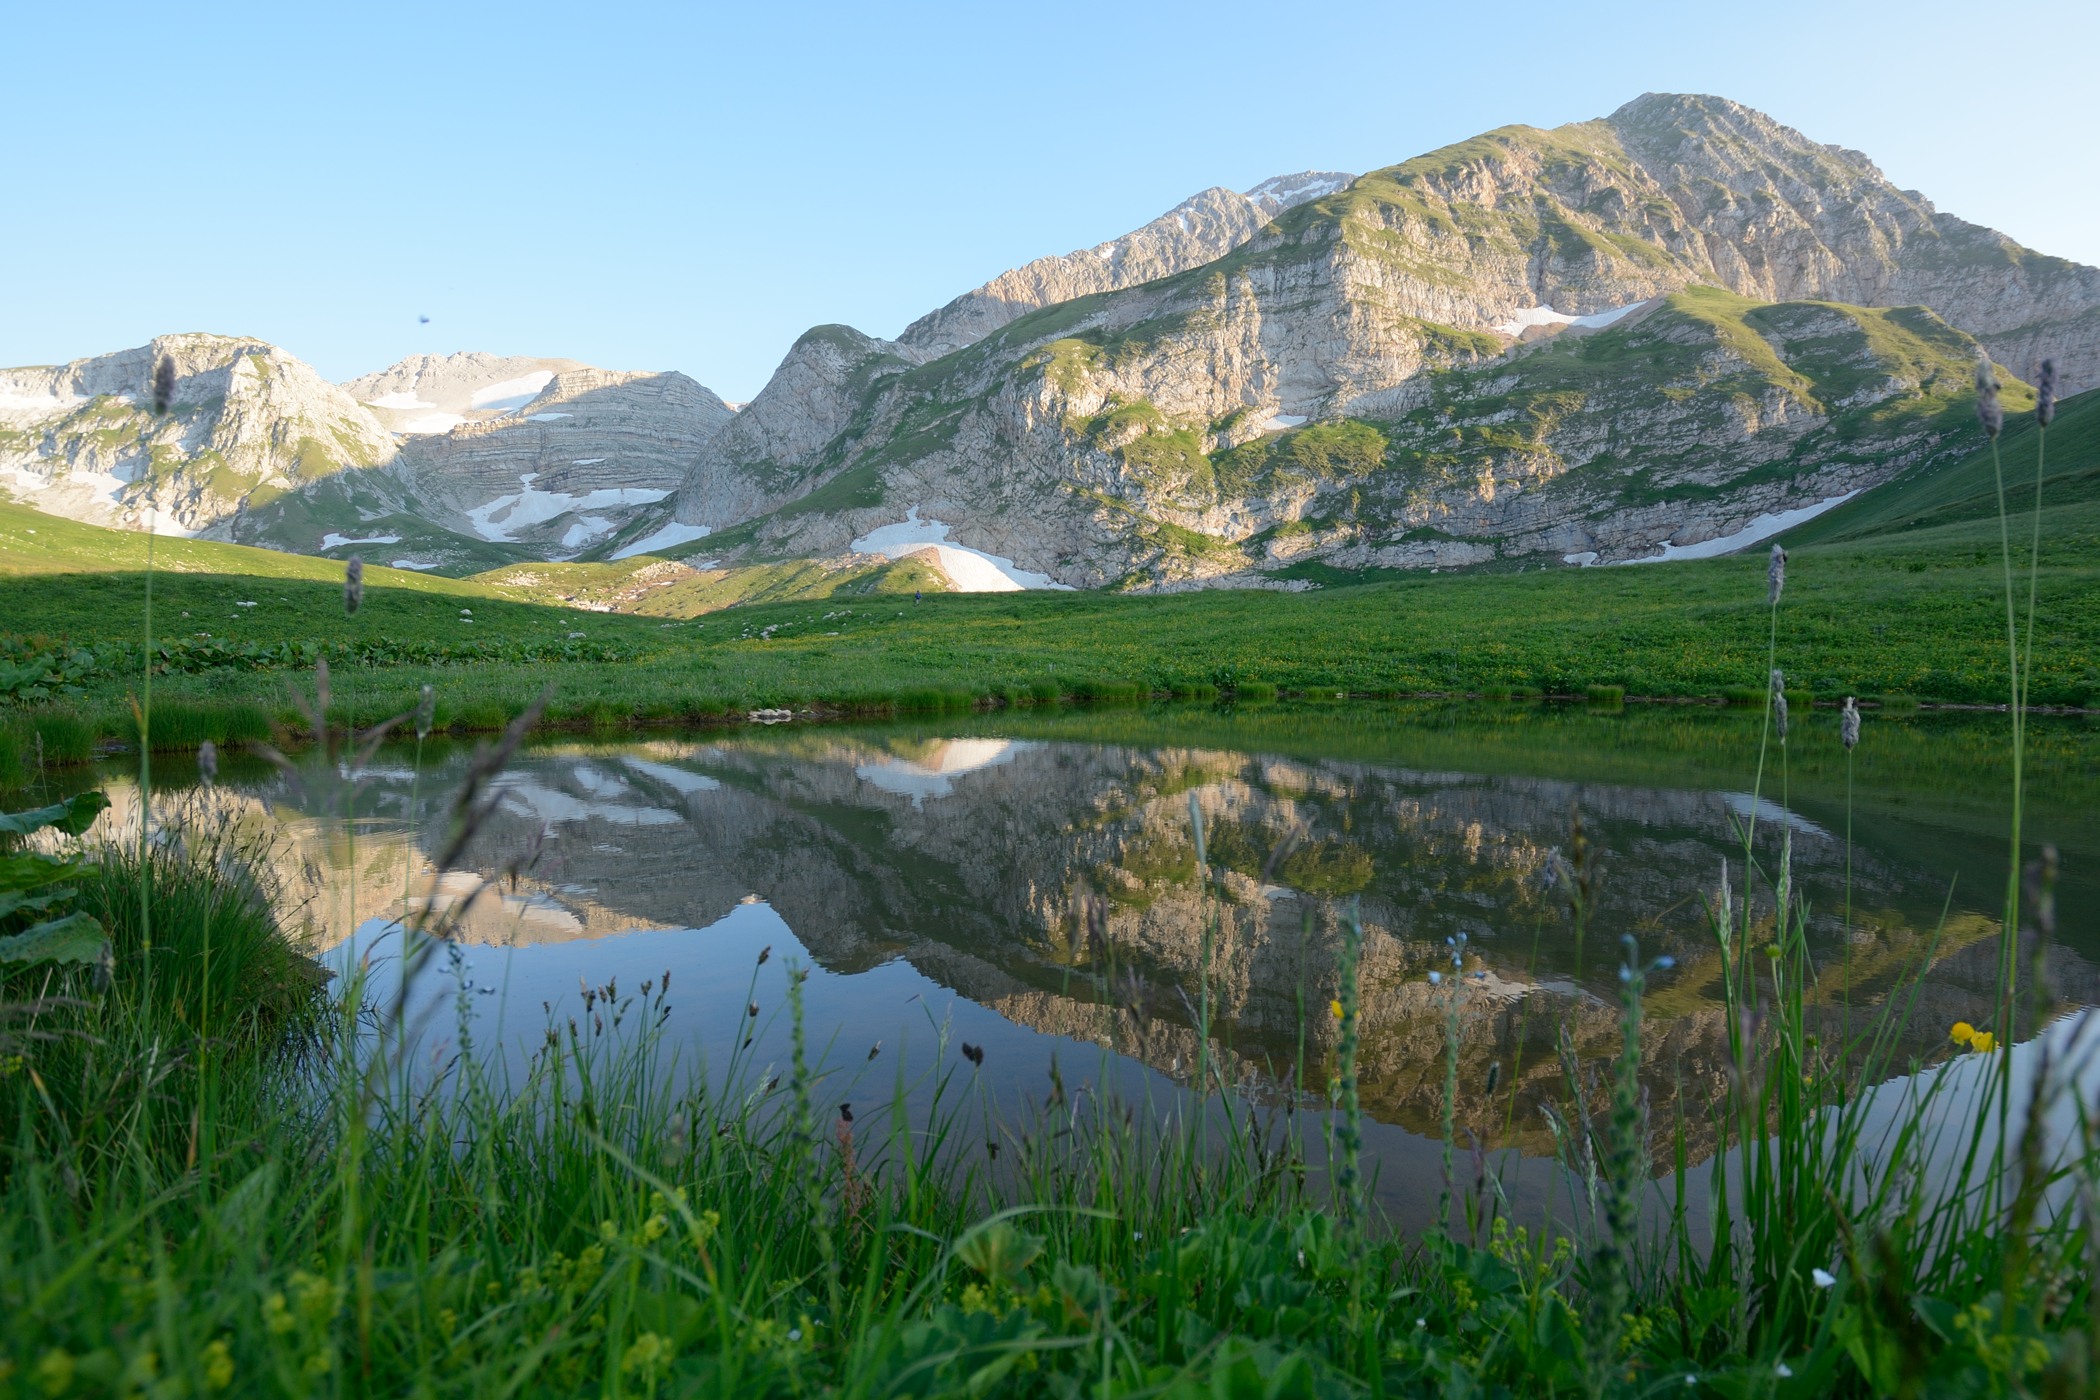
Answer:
xmin=670 ymin=325 xmax=925 ymax=529
xmin=897 ymin=172 xmax=1354 ymax=357
xmin=666 ymin=94 xmax=2095 ymax=587
xmin=224 ymin=355 xmax=738 ymax=565
xmin=0 ymin=334 xmax=396 ymax=535
xmin=344 ymin=352 xmax=591 ymax=435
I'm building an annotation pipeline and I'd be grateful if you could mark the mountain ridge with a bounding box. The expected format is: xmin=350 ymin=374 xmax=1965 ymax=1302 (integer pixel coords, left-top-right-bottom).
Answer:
xmin=653 ymin=92 xmax=2091 ymax=587
xmin=4 ymin=94 xmax=2091 ymax=594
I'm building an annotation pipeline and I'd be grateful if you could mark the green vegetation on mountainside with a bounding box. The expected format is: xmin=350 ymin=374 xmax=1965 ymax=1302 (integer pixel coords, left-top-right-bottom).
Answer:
xmin=2 ymin=487 xmax=2092 ymax=781
xmin=1780 ymin=376 xmax=2100 ymax=546
xmin=1072 ymin=289 xmax=2006 ymax=563
xmin=0 ymin=501 xmax=493 ymax=596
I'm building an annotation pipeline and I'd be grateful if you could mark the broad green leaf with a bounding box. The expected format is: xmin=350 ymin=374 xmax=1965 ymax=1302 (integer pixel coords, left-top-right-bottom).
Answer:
xmin=0 ymin=851 xmax=92 ymax=894
xmin=0 ymin=887 xmax=67 ymax=921
xmin=0 ymin=911 xmax=108 ymax=967
xmin=0 ymin=790 xmax=111 ymax=838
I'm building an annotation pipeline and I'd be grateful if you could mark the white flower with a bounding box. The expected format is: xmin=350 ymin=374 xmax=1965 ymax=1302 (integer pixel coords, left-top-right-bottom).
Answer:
xmin=1428 ymin=971 xmax=1443 ymax=985
xmin=1812 ymin=1267 xmax=1836 ymax=1288
xmin=1775 ymin=1362 xmax=1794 ymax=1378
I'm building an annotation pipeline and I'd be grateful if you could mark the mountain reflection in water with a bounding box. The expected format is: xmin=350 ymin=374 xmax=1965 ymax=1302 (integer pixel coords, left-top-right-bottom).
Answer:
xmin=82 ymin=705 xmax=2099 ymax=1215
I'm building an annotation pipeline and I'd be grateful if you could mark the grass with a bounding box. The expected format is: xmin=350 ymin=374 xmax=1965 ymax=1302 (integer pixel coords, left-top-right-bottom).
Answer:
xmin=5 ymin=381 xmax=2097 ymax=772
xmin=3 ymin=490 xmax=2092 ymax=779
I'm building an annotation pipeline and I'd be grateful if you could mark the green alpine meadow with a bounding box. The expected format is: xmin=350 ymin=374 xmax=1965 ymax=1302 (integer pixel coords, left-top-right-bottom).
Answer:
xmin=5 ymin=19 xmax=2100 ymax=1395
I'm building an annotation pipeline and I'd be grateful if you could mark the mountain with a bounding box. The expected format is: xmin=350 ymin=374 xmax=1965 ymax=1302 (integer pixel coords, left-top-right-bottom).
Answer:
xmin=0 ymin=334 xmax=396 ymax=536
xmin=660 ymin=93 xmax=2093 ymax=587
xmin=228 ymin=353 xmax=739 ymax=569
xmin=897 ymin=171 xmax=1355 ymax=357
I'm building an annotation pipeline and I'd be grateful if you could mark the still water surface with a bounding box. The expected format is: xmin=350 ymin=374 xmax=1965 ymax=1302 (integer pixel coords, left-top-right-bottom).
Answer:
xmin=89 ymin=702 xmax=2100 ymax=1223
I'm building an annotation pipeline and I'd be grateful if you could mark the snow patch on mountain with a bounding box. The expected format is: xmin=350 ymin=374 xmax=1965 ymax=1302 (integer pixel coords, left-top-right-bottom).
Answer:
xmin=851 ymin=507 xmax=1072 ymax=591
xmin=610 ymin=521 xmax=713 ymax=560
xmin=470 ymin=371 xmax=556 ymax=412
xmin=1494 ymin=301 xmax=1649 ymax=338
xmin=465 ymin=473 xmax=670 ymax=543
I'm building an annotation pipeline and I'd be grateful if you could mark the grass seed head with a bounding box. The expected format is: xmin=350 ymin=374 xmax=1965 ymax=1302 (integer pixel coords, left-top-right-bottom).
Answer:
xmin=1770 ymin=668 xmax=1789 ymax=741
xmin=197 ymin=739 xmax=217 ymax=788
xmin=2036 ymin=357 xmax=2058 ymax=427
xmin=415 ymin=684 xmax=435 ymax=740
xmin=1975 ymin=358 xmax=2003 ymax=438
xmin=1767 ymin=544 xmax=1787 ymax=606
xmin=151 ymin=356 xmax=175 ymax=415
xmin=1841 ymin=696 xmax=1860 ymax=751
xmin=343 ymin=557 xmax=364 ymax=616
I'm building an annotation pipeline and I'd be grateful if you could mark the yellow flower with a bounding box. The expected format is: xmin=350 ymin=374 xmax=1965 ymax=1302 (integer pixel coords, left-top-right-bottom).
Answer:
xmin=202 ymin=1339 xmax=234 ymax=1392
xmin=622 ymin=1333 xmax=673 ymax=1381
xmin=34 ymin=1349 xmax=73 ymax=1398
xmin=1330 ymin=1000 xmax=1345 ymax=1020
xmin=1950 ymin=1022 xmax=1975 ymax=1046
xmin=1970 ymin=1031 xmax=1996 ymax=1053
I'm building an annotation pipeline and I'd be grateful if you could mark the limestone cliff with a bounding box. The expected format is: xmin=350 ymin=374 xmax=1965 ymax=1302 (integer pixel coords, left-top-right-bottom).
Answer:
xmin=0 ymin=334 xmax=396 ymax=535
xmin=665 ymin=93 xmax=2094 ymax=587
xmin=898 ymin=172 xmax=1354 ymax=357
xmin=229 ymin=353 xmax=738 ymax=569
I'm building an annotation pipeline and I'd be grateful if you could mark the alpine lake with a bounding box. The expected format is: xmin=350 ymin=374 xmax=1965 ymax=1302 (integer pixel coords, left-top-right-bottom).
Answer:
xmin=76 ymin=699 xmax=2100 ymax=1229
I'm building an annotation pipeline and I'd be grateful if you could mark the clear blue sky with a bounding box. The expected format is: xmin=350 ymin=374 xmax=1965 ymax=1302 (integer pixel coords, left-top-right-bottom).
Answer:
xmin=5 ymin=1 xmax=2095 ymax=401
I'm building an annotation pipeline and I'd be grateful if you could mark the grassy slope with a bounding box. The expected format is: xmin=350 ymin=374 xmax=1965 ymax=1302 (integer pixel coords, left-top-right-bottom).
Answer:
xmin=2 ymin=391 xmax=2094 ymax=743
xmin=0 ymin=501 xmax=495 ymax=599
xmin=472 ymin=553 xmax=953 ymax=615
xmin=3 ymin=499 xmax=2091 ymax=737
xmin=1781 ymin=380 xmax=2100 ymax=546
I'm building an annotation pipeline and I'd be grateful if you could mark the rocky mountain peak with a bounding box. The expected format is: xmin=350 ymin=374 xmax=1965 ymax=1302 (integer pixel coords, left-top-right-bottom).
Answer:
xmin=1 ymin=333 xmax=394 ymax=535
xmin=895 ymin=168 xmax=1359 ymax=358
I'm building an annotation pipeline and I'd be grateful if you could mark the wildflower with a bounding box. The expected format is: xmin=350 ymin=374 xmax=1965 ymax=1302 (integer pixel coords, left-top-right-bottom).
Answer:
xmin=151 ymin=356 xmax=175 ymax=415
xmin=197 ymin=740 xmax=217 ymax=789
xmin=1949 ymin=1020 xmax=1998 ymax=1052
xmin=1775 ymin=1362 xmax=1794 ymax=1378
xmin=621 ymin=1332 xmax=673 ymax=1381
xmin=202 ymin=1338 xmax=234 ymax=1391
xmin=1811 ymin=1267 xmax=1836 ymax=1288
xmin=343 ymin=557 xmax=363 ymax=616
xmin=35 ymin=1349 xmax=74 ymax=1396
xmin=416 ymin=684 xmax=436 ymax=740
xmin=2036 ymin=357 xmax=2058 ymax=427
xmin=962 ymin=1042 xmax=986 ymax=1067
xmin=1655 ymin=955 xmax=1676 ymax=970
xmin=1330 ymin=999 xmax=1345 ymax=1019
xmin=1428 ymin=971 xmax=1443 ymax=985
xmin=1975 ymin=358 xmax=2003 ymax=438
xmin=1841 ymin=696 xmax=1860 ymax=751
xmin=1767 ymin=543 xmax=1786 ymax=605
